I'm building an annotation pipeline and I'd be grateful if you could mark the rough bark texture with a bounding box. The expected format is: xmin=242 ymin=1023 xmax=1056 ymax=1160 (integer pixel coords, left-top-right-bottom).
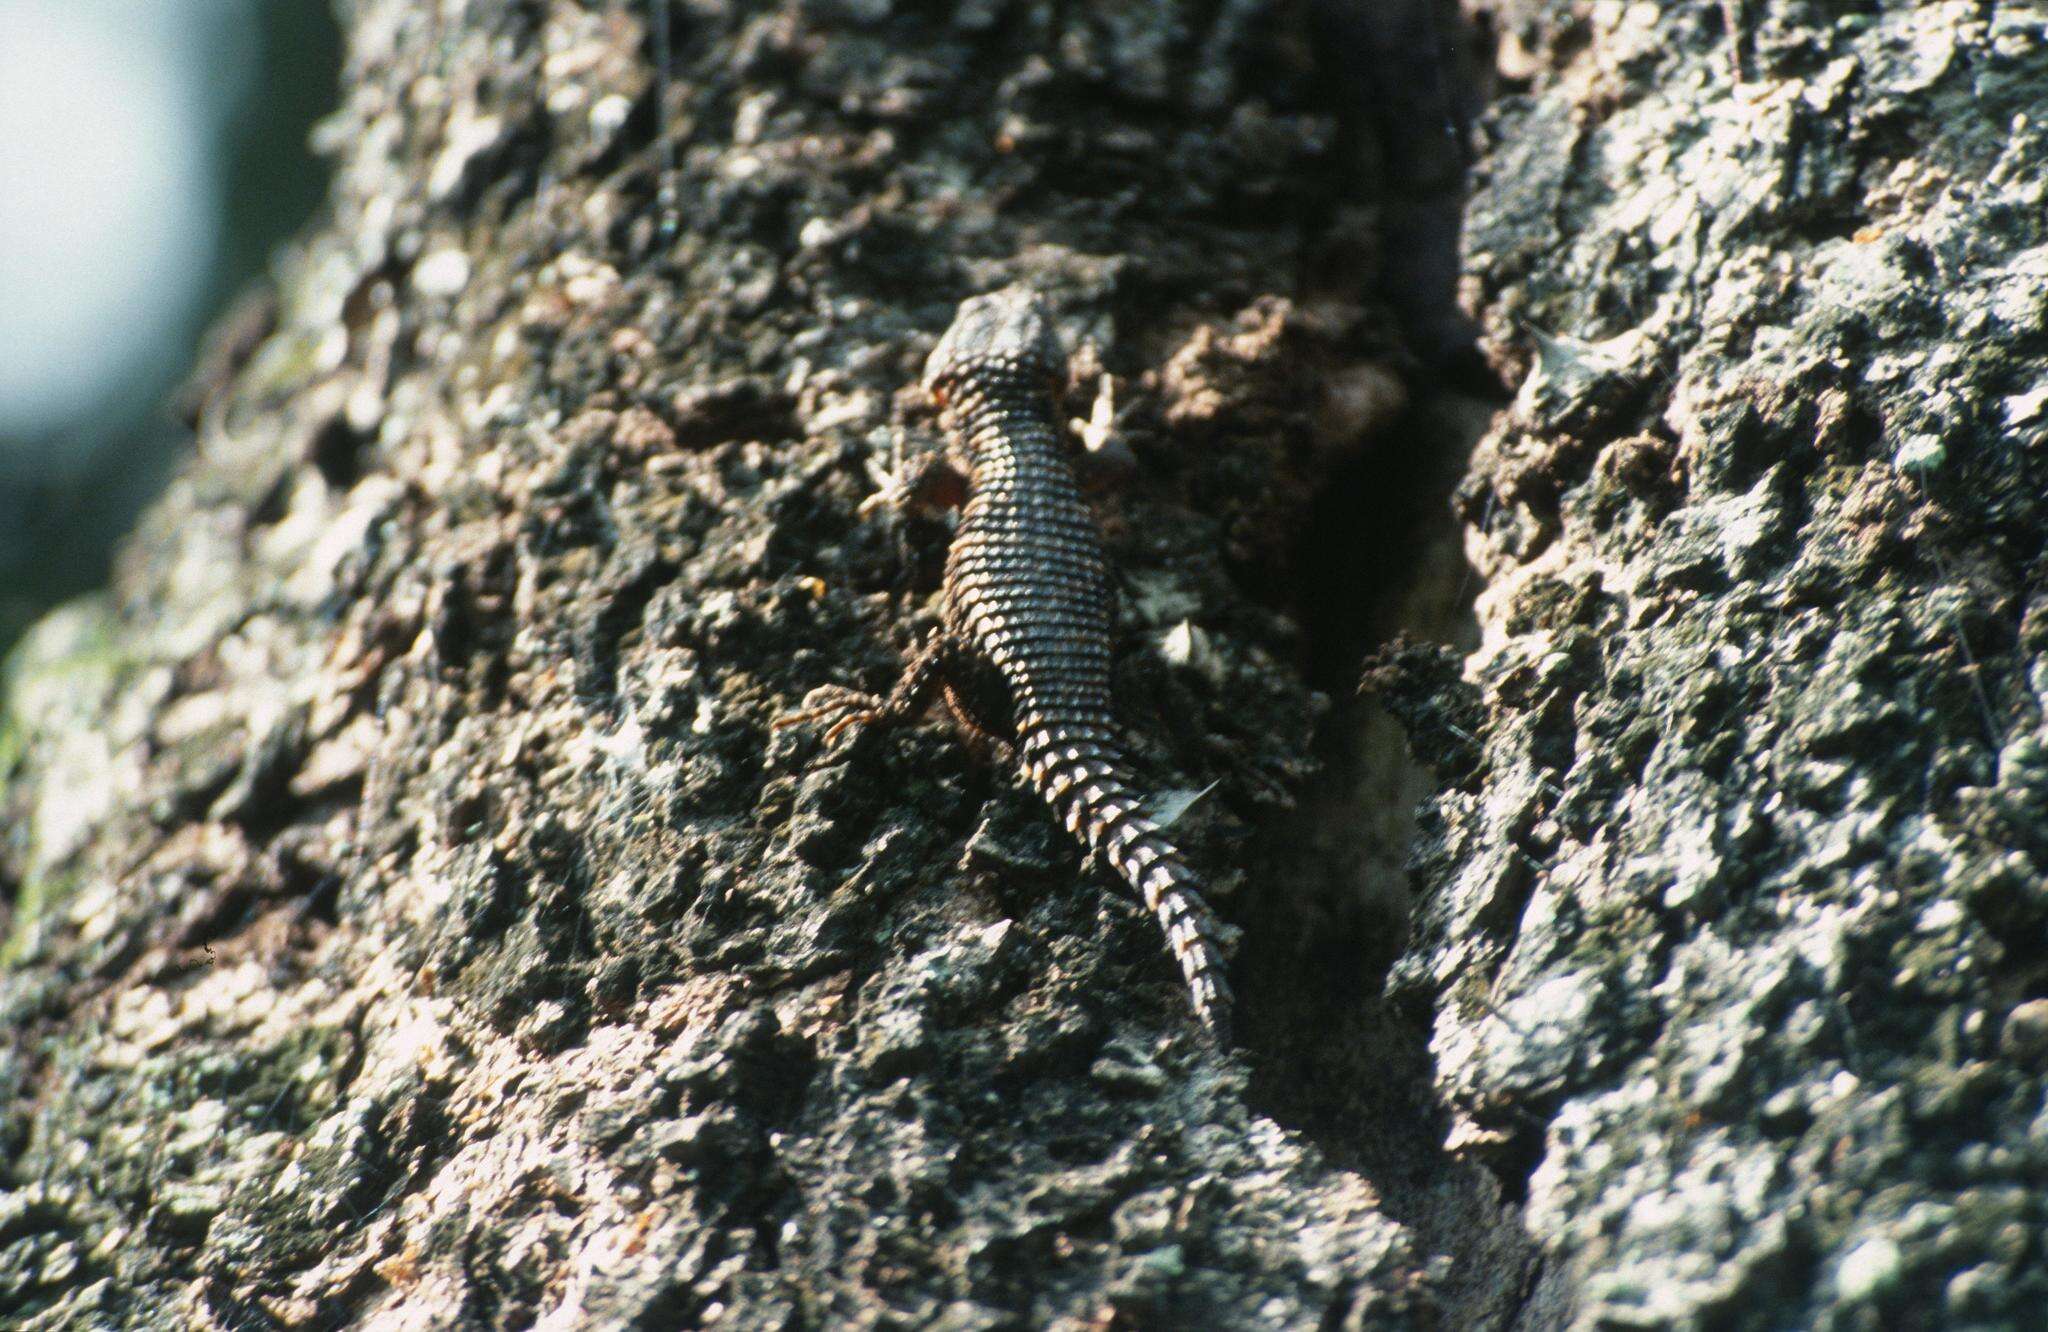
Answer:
xmin=1404 ymin=1 xmax=2048 ymax=1326
xmin=5 ymin=0 xmax=2044 ymax=1330
xmin=1 ymin=1 xmax=1458 ymax=1328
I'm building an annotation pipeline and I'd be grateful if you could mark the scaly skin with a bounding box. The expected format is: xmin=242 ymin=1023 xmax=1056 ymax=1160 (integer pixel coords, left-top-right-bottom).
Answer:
xmin=785 ymin=289 xmax=1234 ymax=1043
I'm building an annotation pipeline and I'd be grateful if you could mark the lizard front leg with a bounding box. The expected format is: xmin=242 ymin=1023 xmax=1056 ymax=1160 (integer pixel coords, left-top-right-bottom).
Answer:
xmin=859 ymin=437 xmax=970 ymax=520
xmin=776 ymin=631 xmax=960 ymax=745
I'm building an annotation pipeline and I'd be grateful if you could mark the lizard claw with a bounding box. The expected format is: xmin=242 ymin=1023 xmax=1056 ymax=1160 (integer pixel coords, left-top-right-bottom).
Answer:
xmin=776 ymin=685 xmax=885 ymax=745
xmin=856 ymin=485 xmax=903 ymax=520
xmin=861 ymin=449 xmax=969 ymax=519
xmin=857 ymin=453 xmax=908 ymax=518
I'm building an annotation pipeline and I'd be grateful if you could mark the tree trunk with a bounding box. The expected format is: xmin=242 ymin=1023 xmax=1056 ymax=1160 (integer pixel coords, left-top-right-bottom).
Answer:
xmin=1407 ymin=0 xmax=2048 ymax=1326
xmin=4 ymin=1 xmax=2043 ymax=1329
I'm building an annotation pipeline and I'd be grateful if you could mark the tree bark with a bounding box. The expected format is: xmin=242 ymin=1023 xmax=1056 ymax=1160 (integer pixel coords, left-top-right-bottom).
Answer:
xmin=1406 ymin=1 xmax=2048 ymax=1326
xmin=4 ymin=1 xmax=2043 ymax=1329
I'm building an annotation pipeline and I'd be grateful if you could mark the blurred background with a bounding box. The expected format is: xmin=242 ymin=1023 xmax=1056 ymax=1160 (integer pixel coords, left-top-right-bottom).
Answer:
xmin=0 ymin=0 xmax=341 ymax=656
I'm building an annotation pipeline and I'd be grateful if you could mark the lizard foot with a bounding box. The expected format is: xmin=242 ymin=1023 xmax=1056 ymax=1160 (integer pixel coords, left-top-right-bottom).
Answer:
xmin=775 ymin=685 xmax=888 ymax=745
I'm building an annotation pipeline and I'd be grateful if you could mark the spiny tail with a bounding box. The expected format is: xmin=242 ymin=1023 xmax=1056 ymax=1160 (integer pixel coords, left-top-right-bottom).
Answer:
xmin=1022 ymin=721 xmax=1234 ymax=1044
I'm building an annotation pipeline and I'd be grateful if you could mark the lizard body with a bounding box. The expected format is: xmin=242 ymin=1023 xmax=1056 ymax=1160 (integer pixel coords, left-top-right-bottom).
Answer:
xmin=786 ymin=289 xmax=1233 ymax=1043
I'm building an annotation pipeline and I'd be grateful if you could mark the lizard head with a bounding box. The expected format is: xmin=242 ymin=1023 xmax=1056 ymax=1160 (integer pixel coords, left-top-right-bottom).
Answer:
xmin=923 ymin=287 xmax=1064 ymax=399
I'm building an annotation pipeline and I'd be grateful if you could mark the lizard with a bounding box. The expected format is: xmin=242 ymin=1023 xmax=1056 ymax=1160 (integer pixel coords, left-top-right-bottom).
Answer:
xmin=781 ymin=288 xmax=1234 ymax=1044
